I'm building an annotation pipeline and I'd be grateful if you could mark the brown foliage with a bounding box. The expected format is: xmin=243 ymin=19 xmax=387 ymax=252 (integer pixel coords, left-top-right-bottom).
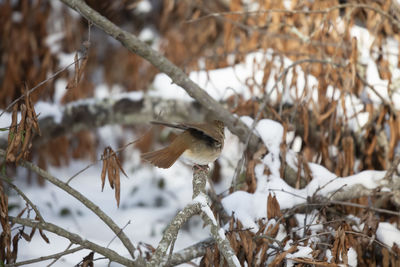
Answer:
xmin=0 ymin=1 xmax=57 ymax=107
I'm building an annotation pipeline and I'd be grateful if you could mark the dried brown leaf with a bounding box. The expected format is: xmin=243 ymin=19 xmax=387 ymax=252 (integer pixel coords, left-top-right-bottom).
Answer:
xmin=269 ymin=245 xmax=297 ymax=266
xmin=115 ymin=166 xmax=120 ymax=207
xmin=239 ymin=231 xmax=250 ymax=262
xmin=39 ymin=229 xmax=50 ymax=244
xmin=10 ymin=233 xmax=19 ymax=263
xmin=114 ymin=154 xmax=128 ymax=178
xmin=24 ymin=87 xmax=41 ymax=136
xmin=382 ymin=247 xmax=390 ymax=267
xmin=20 ymin=229 xmax=31 ymax=242
xmin=0 ymin=180 xmax=11 ymax=262
xmin=107 ymin=158 xmax=115 ymax=189
xmin=101 ymin=148 xmax=109 ymax=191
xmin=66 ymin=53 xmax=79 ymax=90
xmin=29 ymin=227 xmax=36 ymax=240
xmin=388 ymin=114 xmax=398 ymax=160
xmin=7 ymin=104 xmax=18 ymax=145
xmin=16 ymin=118 xmax=32 ymax=162
xmin=267 ymin=194 xmax=282 ymax=219
xmin=301 ymin=105 xmax=309 ymax=143
xmin=100 ymin=147 xmax=125 ymax=207
xmin=81 ymin=251 xmax=94 ymax=267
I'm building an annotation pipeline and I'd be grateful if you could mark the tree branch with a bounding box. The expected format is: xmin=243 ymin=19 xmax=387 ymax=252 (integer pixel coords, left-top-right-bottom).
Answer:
xmin=8 ymin=216 xmax=137 ymax=267
xmin=148 ymin=203 xmax=202 ymax=266
xmin=192 ymin=168 xmax=240 ymax=267
xmin=6 ymin=245 xmax=84 ymax=267
xmin=149 ymin=167 xmax=240 ymax=267
xmin=0 ymin=149 xmax=137 ymax=259
xmin=162 ymin=238 xmax=214 ymax=266
xmin=0 ymin=176 xmax=44 ymax=222
xmin=58 ymin=0 xmax=260 ymax=151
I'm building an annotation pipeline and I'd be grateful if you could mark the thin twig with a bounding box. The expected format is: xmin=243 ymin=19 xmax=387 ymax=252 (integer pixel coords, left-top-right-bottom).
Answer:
xmin=0 ymin=57 xmax=83 ymax=117
xmin=328 ymin=200 xmax=400 ymax=217
xmin=149 ymin=203 xmax=202 ymax=266
xmin=0 ymin=175 xmax=44 ymax=222
xmin=345 ymin=230 xmax=396 ymax=253
xmin=161 ymin=238 xmax=214 ymax=266
xmin=106 ymin=220 xmax=131 ymax=248
xmin=6 ymin=245 xmax=84 ymax=267
xmin=47 ymin=243 xmax=73 ymax=267
xmin=66 ymin=137 xmax=139 ymax=184
xmin=8 ymin=216 xmax=136 ymax=266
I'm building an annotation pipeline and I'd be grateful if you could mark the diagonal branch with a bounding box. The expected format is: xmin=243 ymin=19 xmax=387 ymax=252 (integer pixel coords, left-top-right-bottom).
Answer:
xmin=58 ymin=0 xmax=260 ymax=152
xmin=149 ymin=167 xmax=240 ymax=267
xmin=6 ymin=245 xmax=84 ymax=267
xmin=148 ymin=203 xmax=202 ymax=266
xmin=0 ymin=176 xmax=44 ymax=222
xmin=161 ymin=238 xmax=214 ymax=266
xmin=8 ymin=216 xmax=137 ymax=266
xmin=0 ymin=149 xmax=137 ymax=259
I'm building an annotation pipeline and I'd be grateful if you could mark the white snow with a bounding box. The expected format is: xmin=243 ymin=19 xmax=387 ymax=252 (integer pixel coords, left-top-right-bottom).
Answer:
xmin=376 ymin=222 xmax=400 ymax=247
xmin=138 ymin=27 xmax=156 ymax=43
xmin=347 ymin=247 xmax=358 ymax=267
xmin=135 ymin=0 xmax=152 ymax=14
xmin=286 ymin=246 xmax=313 ymax=267
xmin=35 ymin=101 xmax=63 ymax=123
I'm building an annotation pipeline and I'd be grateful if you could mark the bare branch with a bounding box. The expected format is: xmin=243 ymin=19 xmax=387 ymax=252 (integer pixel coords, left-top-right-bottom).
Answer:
xmin=0 ymin=176 xmax=44 ymax=222
xmin=8 ymin=216 xmax=137 ymax=266
xmin=58 ymin=0 xmax=260 ymax=151
xmin=149 ymin=203 xmax=202 ymax=266
xmin=6 ymin=245 xmax=84 ymax=267
xmin=193 ymin=168 xmax=239 ymax=267
xmin=162 ymin=238 xmax=214 ymax=266
xmin=0 ymin=149 xmax=137 ymax=259
xmin=149 ymin=167 xmax=240 ymax=267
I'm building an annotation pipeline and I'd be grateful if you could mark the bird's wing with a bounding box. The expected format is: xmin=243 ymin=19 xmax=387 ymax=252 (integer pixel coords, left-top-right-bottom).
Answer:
xmin=150 ymin=121 xmax=188 ymax=131
xmin=180 ymin=122 xmax=221 ymax=142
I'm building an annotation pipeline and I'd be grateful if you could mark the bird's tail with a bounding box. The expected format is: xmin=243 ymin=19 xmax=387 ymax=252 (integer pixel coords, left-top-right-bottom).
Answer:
xmin=141 ymin=146 xmax=186 ymax=168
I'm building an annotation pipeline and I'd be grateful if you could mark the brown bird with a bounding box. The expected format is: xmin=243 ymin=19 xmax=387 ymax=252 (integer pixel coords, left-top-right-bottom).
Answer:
xmin=141 ymin=120 xmax=225 ymax=168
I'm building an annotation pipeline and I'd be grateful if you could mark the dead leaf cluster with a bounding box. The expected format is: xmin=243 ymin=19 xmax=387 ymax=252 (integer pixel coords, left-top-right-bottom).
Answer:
xmin=5 ymin=89 xmax=41 ymax=163
xmin=101 ymin=146 xmax=127 ymax=207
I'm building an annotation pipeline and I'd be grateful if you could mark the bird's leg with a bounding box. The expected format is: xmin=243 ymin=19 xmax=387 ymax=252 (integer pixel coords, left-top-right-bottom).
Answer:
xmin=193 ymin=164 xmax=209 ymax=171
